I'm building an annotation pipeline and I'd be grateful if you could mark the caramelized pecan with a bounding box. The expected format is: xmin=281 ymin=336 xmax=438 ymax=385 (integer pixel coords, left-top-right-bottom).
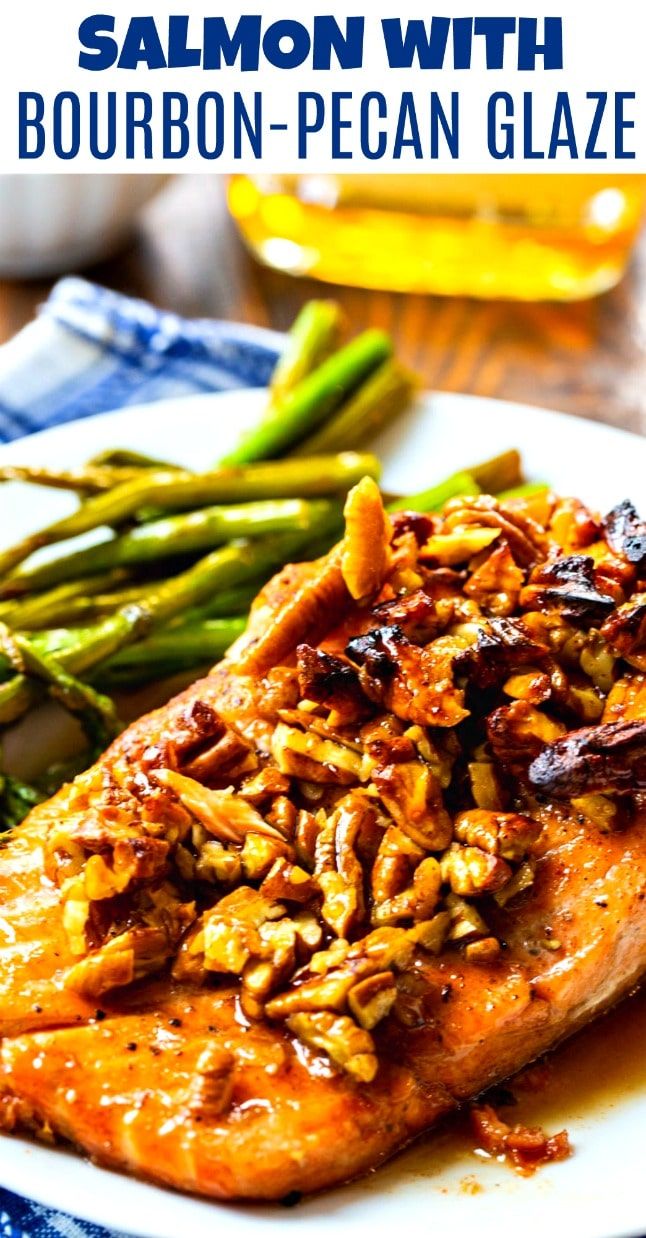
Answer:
xmin=372 ymin=760 xmax=453 ymax=851
xmin=528 ymin=719 xmax=646 ymax=798
xmin=296 ymin=645 xmax=368 ymax=721
xmin=455 ymin=618 xmax=548 ymax=690
xmin=487 ymin=701 xmax=566 ymax=774
xmin=601 ymin=593 xmax=646 ymax=657
xmin=604 ymin=500 xmax=646 ymax=570
xmin=520 ymin=556 xmax=615 ymax=626
xmin=347 ymin=626 xmax=468 ymax=728
xmin=370 ymin=588 xmax=442 ymax=642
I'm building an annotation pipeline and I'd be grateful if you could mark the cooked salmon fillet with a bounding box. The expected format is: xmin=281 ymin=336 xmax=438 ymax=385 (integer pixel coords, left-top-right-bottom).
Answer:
xmin=0 ymin=487 xmax=645 ymax=1199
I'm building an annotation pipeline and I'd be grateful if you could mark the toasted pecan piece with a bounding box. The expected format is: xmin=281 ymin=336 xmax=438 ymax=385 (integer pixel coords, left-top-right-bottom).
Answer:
xmin=455 ymin=618 xmax=548 ymax=690
xmin=440 ymin=844 xmax=512 ymax=896
xmin=286 ymin=1011 xmax=378 ymax=1082
xmin=601 ymin=593 xmax=646 ymax=657
xmin=442 ymin=496 xmax=544 ymax=566
xmin=342 ymin=476 xmax=393 ymax=602
xmin=453 ymin=809 xmax=541 ymax=862
xmin=296 ymin=645 xmax=369 ymax=721
xmin=185 ymin=1046 xmax=235 ymax=1120
xmin=347 ymin=625 xmax=468 ymax=728
xmin=464 ymin=540 xmax=525 ymax=617
xmin=370 ymin=588 xmax=443 ymax=642
xmin=487 ymin=701 xmax=566 ymax=774
xmin=604 ymin=500 xmax=646 ymax=570
xmin=528 ymin=719 xmax=646 ymax=798
xmin=520 ymin=555 xmax=615 ymax=626
xmin=373 ymin=760 xmax=453 ymax=851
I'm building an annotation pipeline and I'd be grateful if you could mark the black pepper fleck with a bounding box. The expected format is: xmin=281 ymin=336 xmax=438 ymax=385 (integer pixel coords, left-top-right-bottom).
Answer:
xmin=126 ymin=1042 xmax=138 ymax=1052
xmin=281 ymin=1191 xmax=302 ymax=1208
xmin=169 ymin=1017 xmax=182 ymax=1028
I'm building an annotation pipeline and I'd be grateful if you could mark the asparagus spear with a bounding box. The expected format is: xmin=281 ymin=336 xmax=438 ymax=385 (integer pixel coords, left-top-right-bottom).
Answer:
xmin=0 ymin=623 xmax=120 ymax=749
xmin=0 ymin=572 xmax=131 ymax=630
xmin=87 ymin=448 xmax=184 ymax=471
xmin=292 ymin=360 xmax=417 ymax=456
xmin=219 ymin=330 xmax=392 ymax=467
xmin=467 ymin=449 xmax=522 ymax=495
xmin=270 ymin=301 xmax=343 ymax=403
xmin=94 ymin=618 xmax=247 ymax=688
xmin=0 ymin=454 xmax=378 ymax=590
xmin=0 ymin=463 xmax=140 ymax=494
xmin=7 ymin=499 xmax=343 ymax=593
xmin=388 ymin=471 xmax=481 ymax=514
xmin=0 ymin=772 xmax=44 ymax=831
xmin=499 ymin=482 xmax=549 ymax=500
xmin=0 ymin=524 xmax=336 ymax=724
xmin=0 ymin=604 xmax=151 ymax=725
xmin=13 ymin=579 xmax=262 ymax=631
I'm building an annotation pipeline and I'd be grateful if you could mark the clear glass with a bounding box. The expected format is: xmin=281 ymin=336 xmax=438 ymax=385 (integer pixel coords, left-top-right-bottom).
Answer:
xmin=229 ymin=173 xmax=646 ymax=301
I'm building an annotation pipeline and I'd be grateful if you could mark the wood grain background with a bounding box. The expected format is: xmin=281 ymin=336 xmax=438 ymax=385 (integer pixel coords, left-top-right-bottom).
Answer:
xmin=0 ymin=175 xmax=645 ymax=437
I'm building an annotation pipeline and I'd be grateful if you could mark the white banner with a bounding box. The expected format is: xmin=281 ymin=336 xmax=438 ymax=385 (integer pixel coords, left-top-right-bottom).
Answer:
xmin=0 ymin=0 xmax=644 ymax=172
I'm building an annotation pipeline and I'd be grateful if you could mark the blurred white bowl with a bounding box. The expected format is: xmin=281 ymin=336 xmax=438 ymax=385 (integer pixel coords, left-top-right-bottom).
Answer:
xmin=0 ymin=174 xmax=169 ymax=278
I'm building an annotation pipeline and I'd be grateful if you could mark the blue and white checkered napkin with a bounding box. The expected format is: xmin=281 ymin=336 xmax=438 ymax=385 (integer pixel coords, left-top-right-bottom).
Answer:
xmin=0 ymin=276 xmax=283 ymax=443
xmin=0 ymin=276 xmax=285 ymax=1238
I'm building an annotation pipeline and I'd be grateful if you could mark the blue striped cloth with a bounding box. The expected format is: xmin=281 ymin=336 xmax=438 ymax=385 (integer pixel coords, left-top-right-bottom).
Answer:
xmin=0 ymin=277 xmax=283 ymax=443
xmin=0 ymin=276 xmax=284 ymax=1238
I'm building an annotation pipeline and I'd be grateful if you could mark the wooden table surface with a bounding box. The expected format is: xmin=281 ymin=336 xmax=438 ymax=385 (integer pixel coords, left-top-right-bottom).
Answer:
xmin=1 ymin=174 xmax=645 ymax=439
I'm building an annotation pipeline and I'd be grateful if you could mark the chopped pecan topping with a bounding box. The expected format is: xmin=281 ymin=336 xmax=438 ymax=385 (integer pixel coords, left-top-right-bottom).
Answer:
xmin=260 ymin=858 xmax=318 ymax=904
xmin=442 ymin=497 xmax=544 ymax=566
xmin=186 ymin=1046 xmax=235 ymax=1120
xmin=465 ymin=936 xmax=501 ymax=963
xmin=238 ymin=766 xmax=291 ymax=806
xmin=347 ymin=971 xmax=398 ymax=1029
xmin=370 ymin=588 xmax=442 ymax=642
xmin=390 ymin=510 xmax=435 ymax=546
xmin=371 ymin=824 xmax=423 ymax=904
xmin=603 ymin=672 xmax=646 ymax=724
xmin=487 ymin=701 xmax=566 ymax=774
xmin=528 ymin=719 xmax=646 ymax=798
xmin=464 ymin=540 xmax=525 ymax=617
xmin=421 ymin=526 xmax=502 ymax=566
xmin=601 ymin=593 xmax=646 ymax=657
xmin=372 ymin=856 xmax=442 ymax=925
xmin=521 ymin=556 xmax=615 ymax=626
xmin=604 ymin=500 xmax=646 ymax=570
xmin=296 ymin=645 xmax=368 ymax=721
xmin=372 ymin=760 xmax=453 ymax=851
xmin=286 ymin=1011 xmax=378 ymax=1082
xmin=49 ymin=470 xmax=646 ymax=1084
xmin=342 ymin=476 xmax=392 ymax=602
xmin=494 ymin=858 xmax=536 ymax=908
xmin=440 ymin=844 xmax=511 ymax=896
xmin=314 ymin=794 xmax=372 ymax=938
xmin=455 ymin=618 xmax=548 ymax=690
xmin=445 ymin=894 xmax=490 ymax=944
xmin=347 ymin=626 xmax=468 ymax=728
xmin=453 ymin=810 xmax=541 ymax=861
xmin=65 ymin=925 xmax=178 ymax=998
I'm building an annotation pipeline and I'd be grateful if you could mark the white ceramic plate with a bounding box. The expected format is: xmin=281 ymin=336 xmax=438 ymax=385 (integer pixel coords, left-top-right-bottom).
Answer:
xmin=0 ymin=389 xmax=645 ymax=1238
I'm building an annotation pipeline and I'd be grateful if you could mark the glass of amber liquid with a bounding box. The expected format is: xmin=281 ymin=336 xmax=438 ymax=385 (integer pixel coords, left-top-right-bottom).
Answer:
xmin=228 ymin=174 xmax=646 ymax=300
